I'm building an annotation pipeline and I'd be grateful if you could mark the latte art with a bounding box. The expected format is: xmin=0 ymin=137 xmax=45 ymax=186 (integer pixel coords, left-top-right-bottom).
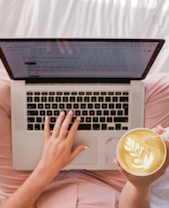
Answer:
xmin=124 ymin=137 xmax=154 ymax=170
xmin=117 ymin=128 xmax=167 ymax=176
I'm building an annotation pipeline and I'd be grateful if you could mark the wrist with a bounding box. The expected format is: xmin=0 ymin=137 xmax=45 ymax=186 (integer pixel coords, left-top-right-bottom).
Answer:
xmin=127 ymin=181 xmax=151 ymax=195
xmin=33 ymin=164 xmax=60 ymax=185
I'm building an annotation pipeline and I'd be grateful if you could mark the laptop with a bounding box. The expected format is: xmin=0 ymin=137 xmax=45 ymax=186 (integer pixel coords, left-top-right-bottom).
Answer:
xmin=0 ymin=38 xmax=165 ymax=170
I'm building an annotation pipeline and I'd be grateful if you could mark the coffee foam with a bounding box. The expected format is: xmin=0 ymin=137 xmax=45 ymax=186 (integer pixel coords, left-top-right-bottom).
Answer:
xmin=117 ymin=128 xmax=166 ymax=176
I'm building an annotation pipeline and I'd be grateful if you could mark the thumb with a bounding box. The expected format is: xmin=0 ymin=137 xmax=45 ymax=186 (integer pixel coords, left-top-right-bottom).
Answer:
xmin=70 ymin=145 xmax=89 ymax=161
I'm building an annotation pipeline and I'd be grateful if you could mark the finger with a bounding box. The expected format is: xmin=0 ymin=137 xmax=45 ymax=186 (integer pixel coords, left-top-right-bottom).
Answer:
xmin=66 ymin=117 xmax=80 ymax=144
xmin=113 ymin=158 xmax=122 ymax=171
xmin=156 ymin=125 xmax=165 ymax=134
xmin=70 ymin=145 xmax=89 ymax=161
xmin=59 ymin=110 xmax=74 ymax=138
xmin=113 ymin=158 xmax=129 ymax=176
xmin=63 ymin=40 xmax=72 ymax=54
xmin=52 ymin=111 xmax=65 ymax=137
xmin=44 ymin=116 xmax=51 ymax=139
xmin=56 ymin=40 xmax=65 ymax=54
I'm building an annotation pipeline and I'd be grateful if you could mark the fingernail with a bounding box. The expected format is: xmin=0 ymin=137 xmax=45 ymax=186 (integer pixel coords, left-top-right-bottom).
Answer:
xmin=84 ymin=146 xmax=89 ymax=150
xmin=60 ymin=111 xmax=65 ymax=116
xmin=76 ymin=116 xmax=81 ymax=121
xmin=68 ymin=110 xmax=73 ymax=115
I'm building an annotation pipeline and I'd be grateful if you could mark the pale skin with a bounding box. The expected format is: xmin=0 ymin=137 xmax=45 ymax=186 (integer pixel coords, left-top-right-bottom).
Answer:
xmin=0 ymin=112 xmax=169 ymax=208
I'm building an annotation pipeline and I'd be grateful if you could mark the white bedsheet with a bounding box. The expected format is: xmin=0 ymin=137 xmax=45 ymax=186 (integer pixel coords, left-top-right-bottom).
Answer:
xmin=0 ymin=1 xmax=169 ymax=207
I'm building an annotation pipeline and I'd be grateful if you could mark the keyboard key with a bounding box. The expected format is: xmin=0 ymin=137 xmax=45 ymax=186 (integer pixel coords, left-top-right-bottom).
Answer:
xmin=70 ymin=97 xmax=75 ymax=102
xmin=107 ymin=117 xmax=112 ymax=122
xmin=93 ymin=124 xmax=100 ymax=130
xmin=34 ymin=97 xmax=40 ymax=102
xmin=28 ymin=124 xmax=33 ymax=130
xmin=63 ymin=97 xmax=68 ymax=102
xmin=27 ymin=110 xmax=38 ymax=116
xmin=38 ymin=104 xmax=43 ymax=109
xmin=112 ymin=97 xmax=118 ymax=102
xmin=45 ymin=104 xmax=50 ymax=109
xmin=27 ymin=117 xmax=35 ymax=122
xmin=84 ymin=97 xmax=90 ymax=102
xmin=102 ymin=124 xmax=107 ymax=130
xmin=41 ymin=97 xmax=47 ymax=102
xmin=114 ymin=117 xmax=128 ymax=122
xmin=95 ymin=104 xmax=100 ymax=109
xmin=27 ymin=104 xmax=36 ymax=109
xmin=120 ymin=96 xmax=129 ymax=102
xmin=27 ymin=97 xmax=33 ymax=102
xmin=115 ymin=123 xmax=121 ymax=130
xmin=52 ymin=104 xmax=58 ymax=109
xmin=77 ymin=97 xmax=82 ymax=102
xmin=78 ymin=124 xmax=91 ymax=130
xmin=102 ymin=103 xmax=107 ymax=109
xmin=93 ymin=117 xmax=98 ymax=122
xmin=36 ymin=117 xmax=42 ymax=123
xmin=35 ymin=124 xmax=41 ymax=130
xmin=56 ymin=97 xmax=61 ymax=102
xmin=100 ymin=117 xmax=105 ymax=122
xmin=50 ymin=117 xmax=56 ymax=123
xmin=40 ymin=111 xmax=46 ymax=116
xmin=86 ymin=117 xmax=91 ymax=122
xmin=48 ymin=97 xmax=54 ymax=102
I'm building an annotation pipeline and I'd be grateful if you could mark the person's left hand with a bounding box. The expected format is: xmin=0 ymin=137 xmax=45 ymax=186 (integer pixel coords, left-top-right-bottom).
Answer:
xmin=114 ymin=125 xmax=169 ymax=188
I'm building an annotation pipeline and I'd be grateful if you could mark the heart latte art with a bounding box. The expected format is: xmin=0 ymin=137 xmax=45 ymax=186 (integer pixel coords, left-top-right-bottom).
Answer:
xmin=117 ymin=128 xmax=166 ymax=176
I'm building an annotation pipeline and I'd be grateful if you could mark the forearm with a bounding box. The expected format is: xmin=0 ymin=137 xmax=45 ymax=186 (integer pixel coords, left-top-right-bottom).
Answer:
xmin=1 ymin=168 xmax=58 ymax=208
xmin=119 ymin=181 xmax=151 ymax=208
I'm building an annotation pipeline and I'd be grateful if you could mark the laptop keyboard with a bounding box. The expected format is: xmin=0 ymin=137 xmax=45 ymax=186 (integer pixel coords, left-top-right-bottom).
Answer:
xmin=26 ymin=91 xmax=129 ymax=131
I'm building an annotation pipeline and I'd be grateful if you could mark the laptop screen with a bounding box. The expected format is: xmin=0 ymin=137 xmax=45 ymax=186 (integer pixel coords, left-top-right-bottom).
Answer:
xmin=0 ymin=39 xmax=165 ymax=81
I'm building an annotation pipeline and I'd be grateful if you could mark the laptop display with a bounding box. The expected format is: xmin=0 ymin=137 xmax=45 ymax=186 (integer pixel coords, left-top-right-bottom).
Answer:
xmin=0 ymin=39 xmax=164 ymax=80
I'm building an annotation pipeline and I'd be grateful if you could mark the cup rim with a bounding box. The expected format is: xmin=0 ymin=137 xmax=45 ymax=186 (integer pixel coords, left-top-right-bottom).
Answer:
xmin=116 ymin=127 xmax=167 ymax=176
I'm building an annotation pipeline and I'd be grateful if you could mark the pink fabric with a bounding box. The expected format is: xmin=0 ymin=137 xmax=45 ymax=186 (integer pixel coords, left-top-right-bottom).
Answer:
xmin=0 ymin=70 xmax=169 ymax=207
xmin=144 ymin=73 xmax=169 ymax=128
xmin=36 ymin=171 xmax=120 ymax=208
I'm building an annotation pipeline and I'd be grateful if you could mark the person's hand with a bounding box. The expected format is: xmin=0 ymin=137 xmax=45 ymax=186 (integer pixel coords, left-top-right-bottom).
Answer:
xmin=56 ymin=40 xmax=80 ymax=54
xmin=46 ymin=39 xmax=80 ymax=54
xmin=35 ymin=111 xmax=88 ymax=181
xmin=114 ymin=125 xmax=169 ymax=189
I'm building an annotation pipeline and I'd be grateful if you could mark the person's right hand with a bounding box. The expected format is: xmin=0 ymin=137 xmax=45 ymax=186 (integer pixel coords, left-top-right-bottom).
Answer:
xmin=35 ymin=111 xmax=88 ymax=181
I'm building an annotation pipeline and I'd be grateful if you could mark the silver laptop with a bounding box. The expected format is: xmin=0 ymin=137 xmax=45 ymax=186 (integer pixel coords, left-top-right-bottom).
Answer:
xmin=0 ymin=38 xmax=165 ymax=170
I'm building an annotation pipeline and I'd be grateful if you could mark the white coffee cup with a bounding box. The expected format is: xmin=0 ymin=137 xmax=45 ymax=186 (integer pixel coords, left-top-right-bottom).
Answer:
xmin=117 ymin=128 xmax=167 ymax=176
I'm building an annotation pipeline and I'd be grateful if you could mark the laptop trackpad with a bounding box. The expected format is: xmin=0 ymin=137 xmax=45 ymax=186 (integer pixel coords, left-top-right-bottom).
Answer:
xmin=71 ymin=133 xmax=97 ymax=164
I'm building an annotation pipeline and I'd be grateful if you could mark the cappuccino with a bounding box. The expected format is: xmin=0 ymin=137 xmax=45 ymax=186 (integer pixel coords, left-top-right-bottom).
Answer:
xmin=117 ymin=128 xmax=167 ymax=176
